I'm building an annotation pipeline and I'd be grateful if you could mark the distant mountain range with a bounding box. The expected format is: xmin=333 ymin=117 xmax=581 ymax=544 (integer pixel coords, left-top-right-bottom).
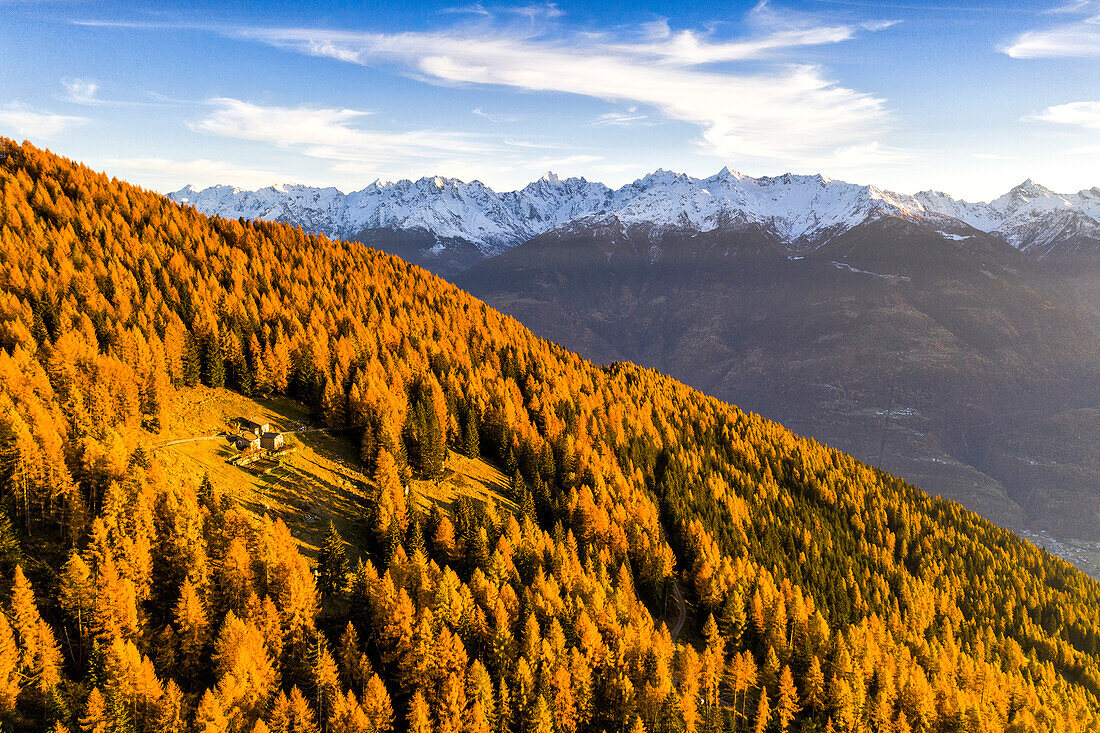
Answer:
xmin=172 ymin=167 xmax=1100 ymax=548
xmin=171 ymin=169 xmax=1100 ymax=266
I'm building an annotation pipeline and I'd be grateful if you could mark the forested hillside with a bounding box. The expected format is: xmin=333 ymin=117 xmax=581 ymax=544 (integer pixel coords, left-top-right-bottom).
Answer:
xmin=0 ymin=138 xmax=1099 ymax=733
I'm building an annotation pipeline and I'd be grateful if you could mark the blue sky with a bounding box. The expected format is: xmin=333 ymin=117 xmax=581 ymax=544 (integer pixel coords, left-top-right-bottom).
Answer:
xmin=2 ymin=0 xmax=1099 ymax=199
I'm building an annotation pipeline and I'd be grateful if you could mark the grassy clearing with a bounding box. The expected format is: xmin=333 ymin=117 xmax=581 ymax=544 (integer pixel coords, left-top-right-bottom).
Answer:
xmin=153 ymin=385 xmax=514 ymax=558
xmin=408 ymin=452 xmax=516 ymax=514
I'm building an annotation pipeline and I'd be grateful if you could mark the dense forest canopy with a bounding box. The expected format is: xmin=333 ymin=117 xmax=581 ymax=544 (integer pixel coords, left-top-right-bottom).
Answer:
xmin=0 ymin=138 xmax=1098 ymax=732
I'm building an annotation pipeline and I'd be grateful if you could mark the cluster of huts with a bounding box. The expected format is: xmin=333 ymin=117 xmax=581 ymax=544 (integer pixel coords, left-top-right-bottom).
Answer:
xmin=229 ymin=417 xmax=286 ymax=453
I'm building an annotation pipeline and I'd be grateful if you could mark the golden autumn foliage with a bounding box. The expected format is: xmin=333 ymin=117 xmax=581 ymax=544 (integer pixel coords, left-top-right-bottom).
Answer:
xmin=0 ymin=138 xmax=1097 ymax=732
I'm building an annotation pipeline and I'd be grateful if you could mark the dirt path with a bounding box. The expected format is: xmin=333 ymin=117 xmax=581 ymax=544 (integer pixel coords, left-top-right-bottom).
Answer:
xmin=152 ymin=434 xmax=226 ymax=450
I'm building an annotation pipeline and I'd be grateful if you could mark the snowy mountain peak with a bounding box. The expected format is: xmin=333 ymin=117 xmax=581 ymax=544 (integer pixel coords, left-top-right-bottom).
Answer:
xmin=169 ymin=169 xmax=1100 ymax=258
xmin=999 ymin=179 xmax=1054 ymax=203
xmin=634 ymin=168 xmax=687 ymax=186
xmin=712 ymin=165 xmax=744 ymax=180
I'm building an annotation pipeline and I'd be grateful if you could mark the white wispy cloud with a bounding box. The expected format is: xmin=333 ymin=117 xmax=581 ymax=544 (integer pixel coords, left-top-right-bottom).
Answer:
xmin=1029 ymin=101 xmax=1100 ymax=129
xmin=443 ymin=3 xmax=563 ymax=20
xmin=501 ymin=138 xmax=566 ymax=149
xmin=190 ymin=97 xmax=499 ymax=164
xmin=591 ymin=108 xmax=649 ymax=126
xmin=229 ymin=7 xmax=895 ymax=166
xmin=0 ymin=103 xmax=87 ymax=138
xmin=502 ymin=3 xmax=565 ymax=22
xmin=1049 ymin=1 xmax=1095 ymax=13
xmin=62 ymin=78 xmax=99 ymax=104
xmin=472 ymin=107 xmax=519 ymax=123
xmin=94 ymin=156 xmax=293 ymax=191
xmin=1002 ymin=3 xmax=1100 ymax=58
xmin=629 ymin=3 xmax=898 ymax=65
xmin=189 ymin=97 xmax=600 ymax=189
xmin=59 ymin=77 xmax=183 ymax=109
xmin=627 ymin=10 xmax=858 ymax=66
xmin=632 ymin=26 xmax=861 ymax=64
xmin=442 ymin=3 xmax=493 ymax=17
xmin=794 ymin=141 xmax=910 ymax=170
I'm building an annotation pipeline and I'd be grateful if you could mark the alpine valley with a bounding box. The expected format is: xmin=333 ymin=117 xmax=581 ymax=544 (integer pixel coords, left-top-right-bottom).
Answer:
xmin=173 ymin=170 xmax=1100 ymax=565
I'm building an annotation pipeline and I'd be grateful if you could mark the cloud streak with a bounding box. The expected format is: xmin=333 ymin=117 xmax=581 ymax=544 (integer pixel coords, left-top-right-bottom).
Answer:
xmin=623 ymin=26 xmax=859 ymax=64
xmin=94 ymin=156 xmax=294 ymax=191
xmin=1030 ymin=101 xmax=1100 ymax=129
xmin=591 ymin=108 xmax=649 ymax=127
xmin=0 ymin=103 xmax=86 ymax=138
xmin=1002 ymin=3 xmax=1100 ymax=58
xmin=472 ymin=107 xmax=519 ymax=123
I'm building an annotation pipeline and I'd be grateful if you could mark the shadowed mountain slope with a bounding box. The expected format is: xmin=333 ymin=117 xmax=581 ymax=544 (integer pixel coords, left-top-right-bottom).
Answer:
xmin=458 ymin=217 xmax=1100 ymax=537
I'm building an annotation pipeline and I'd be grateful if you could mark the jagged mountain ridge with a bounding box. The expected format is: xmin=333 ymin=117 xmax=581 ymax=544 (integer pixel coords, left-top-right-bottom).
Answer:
xmin=170 ymin=173 xmax=613 ymax=252
xmin=915 ymin=180 xmax=1100 ymax=258
xmin=171 ymin=169 xmax=1100 ymax=259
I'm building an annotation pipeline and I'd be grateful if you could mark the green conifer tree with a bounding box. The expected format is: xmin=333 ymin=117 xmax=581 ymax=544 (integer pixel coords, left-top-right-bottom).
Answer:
xmin=317 ymin=522 xmax=349 ymax=600
xmin=182 ymin=333 xmax=201 ymax=387
xmin=199 ymin=332 xmax=225 ymax=389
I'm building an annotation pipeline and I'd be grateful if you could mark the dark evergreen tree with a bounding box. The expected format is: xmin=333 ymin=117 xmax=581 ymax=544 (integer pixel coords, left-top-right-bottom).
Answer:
xmin=521 ymin=490 xmax=537 ymax=523
xmin=140 ymin=372 xmax=164 ymax=432
xmin=199 ymin=332 xmax=225 ymax=388
xmin=317 ymin=522 xmax=349 ymax=600
xmin=385 ymin=520 xmax=402 ymax=567
xmin=404 ymin=378 xmax=446 ymax=479
xmin=0 ymin=514 xmax=21 ymax=576
xmin=182 ymin=332 xmax=201 ymax=387
xmin=533 ymin=475 xmax=551 ymax=520
xmin=466 ymin=526 xmax=489 ymax=571
xmin=406 ymin=515 xmax=425 ymax=557
xmin=224 ymin=329 xmax=252 ymax=396
xmin=198 ymin=472 xmax=216 ymax=508
xmin=509 ymin=471 xmax=526 ymax=505
xmin=461 ymin=406 xmax=480 ymax=459
xmin=360 ymin=414 xmax=382 ymax=473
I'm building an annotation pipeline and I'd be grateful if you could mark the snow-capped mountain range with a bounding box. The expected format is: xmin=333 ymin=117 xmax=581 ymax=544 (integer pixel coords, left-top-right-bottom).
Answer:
xmin=169 ymin=170 xmax=1100 ymax=257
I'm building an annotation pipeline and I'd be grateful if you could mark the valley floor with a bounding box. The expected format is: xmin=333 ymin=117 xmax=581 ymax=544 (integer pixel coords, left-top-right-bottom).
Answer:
xmin=1019 ymin=530 xmax=1100 ymax=580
